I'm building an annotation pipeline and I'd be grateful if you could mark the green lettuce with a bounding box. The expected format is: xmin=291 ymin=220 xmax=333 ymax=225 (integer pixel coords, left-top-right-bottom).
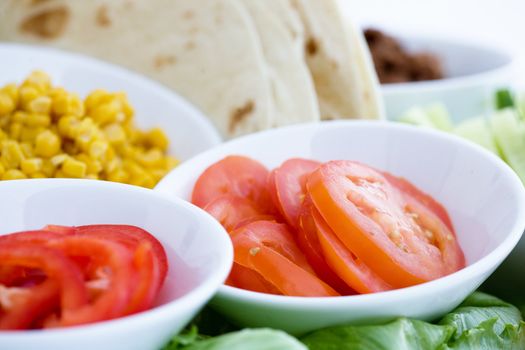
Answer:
xmin=301 ymin=292 xmax=525 ymax=350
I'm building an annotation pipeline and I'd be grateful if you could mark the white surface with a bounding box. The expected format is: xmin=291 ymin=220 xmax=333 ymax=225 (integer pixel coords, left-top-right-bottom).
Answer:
xmin=155 ymin=121 xmax=525 ymax=335
xmin=0 ymin=43 xmax=221 ymax=160
xmin=0 ymin=180 xmax=233 ymax=350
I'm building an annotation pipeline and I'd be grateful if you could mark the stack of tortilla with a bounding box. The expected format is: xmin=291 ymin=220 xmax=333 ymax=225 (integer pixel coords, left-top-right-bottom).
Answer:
xmin=0 ymin=0 xmax=384 ymax=139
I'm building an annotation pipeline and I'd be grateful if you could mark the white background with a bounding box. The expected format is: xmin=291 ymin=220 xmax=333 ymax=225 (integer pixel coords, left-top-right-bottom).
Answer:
xmin=340 ymin=0 xmax=525 ymax=79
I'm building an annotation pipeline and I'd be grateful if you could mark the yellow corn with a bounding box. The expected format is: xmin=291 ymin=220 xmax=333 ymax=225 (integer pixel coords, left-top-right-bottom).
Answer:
xmin=2 ymin=169 xmax=27 ymax=180
xmin=0 ymin=71 xmax=178 ymax=187
xmin=61 ymin=158 xmax=87 ymax=178
xmin=1 ymin=140 xmax=25 ymax=169
xmin=35 ymin=130 xmax=61 ymax=157
xmin=21 ymin=158 xmax=43 ymax=175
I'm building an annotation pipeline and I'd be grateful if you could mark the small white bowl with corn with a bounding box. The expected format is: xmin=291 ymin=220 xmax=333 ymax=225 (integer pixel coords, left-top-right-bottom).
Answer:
xmin=0 ymin=43 xmax=221 ymax=187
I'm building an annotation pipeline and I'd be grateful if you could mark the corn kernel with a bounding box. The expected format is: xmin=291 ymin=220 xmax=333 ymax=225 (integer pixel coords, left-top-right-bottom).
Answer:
xmin=85 ymin=89 xmax=110 ymax=113
xmin=90 ymin=100 xmax=123 ymax=125
xmin=19 ymin=86 xmax=40 ymax=109
xmin=23 ymin=71 xmax=51 ymax=93
xmin=20 ymin=127 xmax=44 ymax=143
xmin=53 ymin=93 xmax=84 ymax=117
xmin=12 ymin=111 xmax=28 ymax=123
xmin=2 ymin=169 xmax=27 ymax=180
xmin=1 ymin=140 xmax=25 ymax=168
xmin=41 ymin=159 xmax=55 ymax=177
xmin=20 ymin=142 xmax=34 ymax=158
xmin=54 ymin=170 xmax=67 ymax=178
xmin=61 ymin=158 xmax=87 ymax=178
xmin=21 ymin=158 xmax=43 ymax=175
xmin=103 ymin=123 xmax=126 ymax=144
xmin=84 ymin=174 xmax=99 ymax=180
xmin=146 ymin=128 xmax=169 ymax=151
xmin=1 ymin=83 xmax=19 ymax=106
xmin=31 ymin=172 xmax=46 ymax=178
xmin=0 ymin=129 xmax=7 ymax=143
xmin=88 ymin=139 xmax=108 ymax=159
xmin=75 ymin=154 xmax=102 ymax=175
xmin=9 ymin=122 xmax=22 ymax=140
xmin=0 ymin=163 xmax=4 ymax=177
xmin=27 ymin=96 xmax=52 ymax=114
xmin=0 ymin=92 xmax=15 ymax=115
xmin=107 ymin=168 xmax=129 ymax=183
xmin=136 ymin=148 xmax=163 ymax=168
xmin=57 ymin=115 xmax=80 ymax=137
xmin=35 ymin=130 xmax=61 ymax=157
xmin=25 ymin=113 xmax=51 ymax=127
xmin=50 ymin=153 xmax=68 ymax=167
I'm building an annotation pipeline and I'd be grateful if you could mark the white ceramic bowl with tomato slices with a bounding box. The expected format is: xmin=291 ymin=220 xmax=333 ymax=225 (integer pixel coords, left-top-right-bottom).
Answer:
xmin=0 ymin=179 xmax=233 ymax=350
xmin=155 ymin=121 xmax=525 ymax=335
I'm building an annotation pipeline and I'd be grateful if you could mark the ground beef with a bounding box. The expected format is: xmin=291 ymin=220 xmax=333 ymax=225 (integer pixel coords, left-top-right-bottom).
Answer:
xmin=364 ymin=28 xmax=444 ymax=84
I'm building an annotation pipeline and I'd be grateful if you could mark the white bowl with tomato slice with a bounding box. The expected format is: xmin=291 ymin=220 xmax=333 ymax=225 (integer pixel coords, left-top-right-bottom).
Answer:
xmin=0 ymin=179 xmax=233 ymax=350
xmin=155 ymin=120 xmax=525 ymax=335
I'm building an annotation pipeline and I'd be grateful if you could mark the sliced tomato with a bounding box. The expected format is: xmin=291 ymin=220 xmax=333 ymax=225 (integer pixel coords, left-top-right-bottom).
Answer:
xmin=227 ymin=263 xmax=282 ymax=295
xmin=203 ymin=195 xmax=267 ymax=232
xmin=311 ymin=206 xmax=392 ymax=293
xmin=270 ymin=158 xmax=320 ymax=228
xmin=0 ymin=279 xmax=59 ymax=330
xmin=230 ymin=221 xmax=339 ymax=297
xmin=0 ymin=243 xmax=87 ymax=325
xmin=307 ymin=160 xmax=464 ymax=288
xmin=192 ymin=156 xmax=275 ymax=213
xmin=298 ymin=197 xmax=356 ymax=295
xmin=46 ymin=236 xmax=134 ymax=326
xmin=381 ymin=172 xmax=455 ymax=233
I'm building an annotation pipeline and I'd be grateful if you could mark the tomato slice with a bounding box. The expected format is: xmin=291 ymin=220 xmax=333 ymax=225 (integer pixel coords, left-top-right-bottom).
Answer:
xmin=46 ymin=236 xmax=134 ymax=326
xmin=0 ymin=280 xmax=59 ymax=330
xmin=298 ymin=197 xmax=356 ymax=295
xmin=230 ymin=221 xmax=339 ymax=297
xmin=307 ymin=160 xmax=464 ymax=288
xmin=0 ymin=243 xmax=87 ymax=325
xmin=311 ymin=206 xmax=392 ymax=293
xmin=381 ymin=172 xmax=455 ymax=233
xmin=192 ymin=156 xmax=275 ymax=213
xmin=203 ymin=195 xmax=267 ymax=232
xmin=227 ymin=263 xmax=282 ymax=295
xmin=269 ymin=158 xmax=320 ymax=228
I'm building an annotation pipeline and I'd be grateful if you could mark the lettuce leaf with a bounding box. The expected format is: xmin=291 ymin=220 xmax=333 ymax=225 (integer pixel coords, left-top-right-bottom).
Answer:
xmin=302 ymin=292 xmax=525 ymax=350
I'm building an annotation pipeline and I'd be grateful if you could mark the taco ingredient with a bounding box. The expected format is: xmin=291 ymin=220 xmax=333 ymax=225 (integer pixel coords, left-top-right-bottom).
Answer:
xmin=365 ymin=28 xmax=444 ymax=84
xmin=191 ymin=156 xmax=464 ymax=296
xmin=0 ymin=224 xmax=167 ymax=330
xmin=0 ymin=71 xmax=178 ymax=187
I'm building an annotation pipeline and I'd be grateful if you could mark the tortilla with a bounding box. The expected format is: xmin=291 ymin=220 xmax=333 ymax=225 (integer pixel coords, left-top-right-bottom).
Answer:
xmin=289 ymin=0 xmax=384 ymax=120
xmin=240 ymin=0 xmax=320 ymax=127
xmin=0 ymin=0 xmax=277 ymax=138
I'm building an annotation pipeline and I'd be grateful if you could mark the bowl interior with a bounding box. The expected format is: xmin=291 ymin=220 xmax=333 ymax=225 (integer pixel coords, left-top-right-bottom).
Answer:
xmin=156 ymin=121 xmax=525 ymax=269
xmin=0 ymin=179 xmax=232 ymax=306
xmin=0 ymin=43 xmax=221 ymax=160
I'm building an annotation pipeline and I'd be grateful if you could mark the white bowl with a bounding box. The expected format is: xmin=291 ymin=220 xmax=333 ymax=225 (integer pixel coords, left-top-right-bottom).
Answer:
xmin=155 ymin=120 xmax=525 ymax=335
xmin=0 ymin=179 xmax=233 ymax=350
xmin=380 ymin=34 xmax=516 ymax=121
xmin=0 ymin=43 xmax=221 ymax=160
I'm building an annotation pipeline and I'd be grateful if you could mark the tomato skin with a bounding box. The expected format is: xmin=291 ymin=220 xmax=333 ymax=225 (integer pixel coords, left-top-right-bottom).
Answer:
xmin=227 ymin=263 xmax=282 ymax=295
xmin=311 ymin=206 xmax=392 ymax=293
xmin=0 ymin=280 xmax=59 ymax=330
xmin=46 ymin=236 xmax=135 ymax=326
xmin=0 ymin=243 xmax=88 ymax=318
xmin=298 ymin=197 xmax=355 ymax=295
xmin=270 ymin=158 xmax=321 ymax=228
xmin=203 ymin=195 xmax=265 ymax=232
xmin=192 ymin=156 xmax=275 ymax=214
xmin=381 ymin=172 xmax=454 ymax=233
xmin=230 ymin=221 xmax=339 ymax=297
xmin=307 ymin=160 xmax=462 ymax=288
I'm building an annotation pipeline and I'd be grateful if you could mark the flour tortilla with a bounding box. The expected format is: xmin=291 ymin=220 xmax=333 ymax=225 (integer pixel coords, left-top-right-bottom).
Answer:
xmin=0 ymin=0 xmax=278 ymax=138
xmin=240 ymin=0 xmax=320 ymax=127
xmin=289 ymin=0 xmax=384 ymax=120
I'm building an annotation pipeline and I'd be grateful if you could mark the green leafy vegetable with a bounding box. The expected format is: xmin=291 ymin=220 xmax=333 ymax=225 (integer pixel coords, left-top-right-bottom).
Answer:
xmin=495 ymin=89 xmax=515 ymax=110
xmin=164 ymin=329 xmax=306 ymax=350
xmin=301 ymin=292 xmax=525 ymax=350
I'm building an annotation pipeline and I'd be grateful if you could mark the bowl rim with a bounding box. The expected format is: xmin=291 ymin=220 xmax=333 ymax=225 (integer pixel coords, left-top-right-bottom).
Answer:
xmin=156 ymin=120 xmax=525 ymax=308
xmin=0 ymin=42 xmax=223 ymax=153
xmin=376 ymin=33 xmax=516 ymax=93
xmin=0 ymin=179 xmax=233 ymax=338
